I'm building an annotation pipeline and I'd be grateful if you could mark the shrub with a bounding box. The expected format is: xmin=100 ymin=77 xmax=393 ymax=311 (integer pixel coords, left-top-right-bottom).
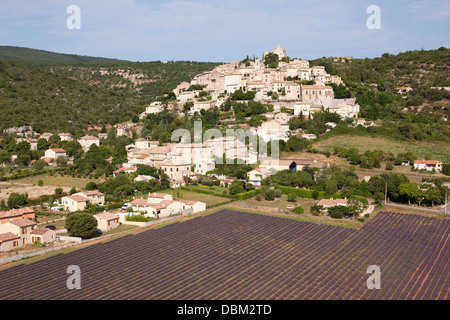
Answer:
xmin=38 ymin=179 xmax=44 ymax=187
xmin=274 ymin=189 xmax=282 ymax=198
xmin=255 ymin=194 xmax=262 ymax=201
xmin=293 ymin=206 xmax=304 ymax=214
xmin=55 ymin=188 xmax=63 ymax=195
xmin=312 ymin=190 xmax=319 ymax=200
xmin=125 ymin=215 xmax=155 ymax=222
xmin=85 ymin=181 xmax=98 ymax=191
xmin=385 ymin=162 xmax=394 ymax=171
xmin=287 ymin=194 xmax=297 ymax=202
xmin=264 ymin=189 xmax=276 ymax=201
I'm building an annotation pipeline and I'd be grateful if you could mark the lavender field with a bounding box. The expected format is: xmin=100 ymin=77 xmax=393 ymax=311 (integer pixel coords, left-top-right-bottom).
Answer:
xmin=0 ymin=209 xmax=448 ymax=300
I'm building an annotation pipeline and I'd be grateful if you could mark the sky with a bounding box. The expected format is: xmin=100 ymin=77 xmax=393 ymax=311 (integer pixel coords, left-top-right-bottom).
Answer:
xmin=0 ymin=0 xmax=449 ymax=62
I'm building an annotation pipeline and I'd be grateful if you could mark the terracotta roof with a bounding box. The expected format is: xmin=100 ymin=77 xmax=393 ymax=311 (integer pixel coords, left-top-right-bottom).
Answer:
xmin=30 ymin=228 xmax=52 ymax=235
xmin=148 ymin=193 xmax=171 ymax=198
xmin=414 ymin=160 xmax=441 ymax=165
xmin=80 ymin=135 xmax=99 ymax=140
xmin=81 ymin=190 xmax=104 ymax=196
xmin=94 ymin=213 xmax=118 ymax=221
xmin=178 ymin=200 xmax=199 ymax=205
xmin=50 ymin=148 xmax=66 ymax=153
xmin=130 ymin=199 xmax=151 ymax=206
xmin=10 ymin=218 xmax=37 ymax=227
xmin=251 ymin=167 xmax=271 ymax=174
xmin=0 ymin=207 xmax=35 ymax=220
xmin=66 ymin=195 xmax=90 ymax=202
xmin=0 ymin=232 xmax=20 ymax=243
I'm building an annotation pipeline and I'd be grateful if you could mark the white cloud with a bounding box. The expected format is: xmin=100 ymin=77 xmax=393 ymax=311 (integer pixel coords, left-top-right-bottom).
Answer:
xmin=408 ymin=0 xmax=450 ymax=20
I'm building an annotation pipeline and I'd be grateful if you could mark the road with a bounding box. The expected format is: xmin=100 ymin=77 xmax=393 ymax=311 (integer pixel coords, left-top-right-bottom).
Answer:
xmin=383 ymin=202 xmax=446 ymax=213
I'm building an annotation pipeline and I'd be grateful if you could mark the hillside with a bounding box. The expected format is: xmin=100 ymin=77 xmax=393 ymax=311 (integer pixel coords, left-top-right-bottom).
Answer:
xmin=310 ymin=46 xmax=450 ymax=87
xmin=0 ymin=60 xmax=221 ymax=134
xmin=0 ymin=46 xmax=126 ymax=64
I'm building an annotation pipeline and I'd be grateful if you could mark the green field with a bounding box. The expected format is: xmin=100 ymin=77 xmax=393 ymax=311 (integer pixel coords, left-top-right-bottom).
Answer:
xmin=14 ymin=174 xmax=101 ymax=189
xmin=183 ymin=184 xmax=229 ymax=195
xmin=160 ymin=189 xmax=232 ymax=207
xmin=314 ymin=135 xmax=450 ymax=163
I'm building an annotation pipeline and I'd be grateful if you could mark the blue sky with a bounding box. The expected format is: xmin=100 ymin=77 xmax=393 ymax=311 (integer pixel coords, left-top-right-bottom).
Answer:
xmin=0 ymin=0 xmax=448 ymax=62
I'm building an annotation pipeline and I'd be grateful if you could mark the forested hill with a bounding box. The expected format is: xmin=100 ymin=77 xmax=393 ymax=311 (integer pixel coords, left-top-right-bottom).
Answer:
xmin=0 ymin=46 xmax=126 ymax=64
xmin=310 ymin=46 xmax=450 ymax=88
xmin=0 ymin=59 xmax=221 ymax=134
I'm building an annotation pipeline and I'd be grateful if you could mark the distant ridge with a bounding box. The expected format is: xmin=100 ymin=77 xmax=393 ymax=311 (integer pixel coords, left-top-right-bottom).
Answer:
xmin=0 ymin=46 xmax=127 ymax=63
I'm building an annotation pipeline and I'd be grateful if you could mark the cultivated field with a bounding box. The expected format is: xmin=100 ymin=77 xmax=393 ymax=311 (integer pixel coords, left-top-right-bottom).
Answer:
xmin=0 ymin=209 xmax=447 ymax=300
xmin=160 ymin=189 xmax=232 ymax=207
xmin=314 ymin=135 xmax=450 ymax=163
xmin=0 ymin=175 xmax=101 ymax=200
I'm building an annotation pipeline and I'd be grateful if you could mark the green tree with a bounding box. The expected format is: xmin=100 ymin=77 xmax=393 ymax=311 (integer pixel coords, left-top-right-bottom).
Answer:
xmin=65 ymin=213 xmax=98 ymax=238
xmin=7 ymin=193 xmax=28 ymax=209
xmin=55 ymin=188 xmax=63 ymax=195
xmin=33 ymin=159 xmax=46 ymax=170
xmin=399 ymin=182 xmax=420 ymax=205
xmin=229 ymin=180 xmax=245 ymax=195
xmin=85 ymin=181 xmax=98 ymax=190
xmin=424 ymin=187 xmax=441 ymax=207
xmin=328 ymin=205 xmax=349 ymax=219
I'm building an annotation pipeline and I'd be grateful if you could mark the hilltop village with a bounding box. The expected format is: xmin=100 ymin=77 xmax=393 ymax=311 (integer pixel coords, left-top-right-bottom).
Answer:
xmin=0 ymin=46 xmax=448 ymax=256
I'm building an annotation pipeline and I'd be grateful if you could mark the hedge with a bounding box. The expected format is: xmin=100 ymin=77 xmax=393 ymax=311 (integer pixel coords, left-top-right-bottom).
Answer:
xmin=125 ymin=215 xmax=156 ymax=222
xmin=276 ymin=185 xmax=326 ymax=199
xmin=181 ymin=186 xmax=235 ymax=199
xmin=235 ymin=188 xmax=262 ymax=200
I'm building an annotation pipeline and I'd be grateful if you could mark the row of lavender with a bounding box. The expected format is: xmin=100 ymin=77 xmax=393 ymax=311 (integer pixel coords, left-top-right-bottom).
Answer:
xmin=0 ymin=210 xmax=447 ymax=300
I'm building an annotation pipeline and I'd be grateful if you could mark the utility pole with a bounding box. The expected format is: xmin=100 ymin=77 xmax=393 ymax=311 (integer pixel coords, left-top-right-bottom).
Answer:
xmin=384 ymin=182 xmax=388 ymax=205
xmin=445 ymin=193 xmax=448 ymax=214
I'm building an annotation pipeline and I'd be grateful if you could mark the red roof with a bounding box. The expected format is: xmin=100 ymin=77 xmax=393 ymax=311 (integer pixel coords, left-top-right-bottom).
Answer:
xmin=0 ymin=232 xmax=20 ymax=243
xmin=66 ymin=195 xmax=89 ymax=202
xmin=50 ymin=148 xmax=66 ymax=153
xmin=30 ymin=228 xmax=52 ymax=235
xmin=178 ymin=200 xmax=199 ymax=205
xmin=0 ymin=207 xmax=35 ymax=220
xmin=10 ymin=218 xmax=37 ymax=227
xmin=415 ymin=160 xmax=441 ymax=165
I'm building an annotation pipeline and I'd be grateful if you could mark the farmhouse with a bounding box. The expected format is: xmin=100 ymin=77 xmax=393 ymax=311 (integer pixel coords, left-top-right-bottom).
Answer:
xmin=77 ymin=190 xmax=105 ymax=206
xmin=413 ymin=160 xmax=443 ymax=172
xmin=58 ymin=194 xmax=90 ymax=212
xmin=59 ymin=133 xmax=73 ymax=141
xmin=0 ymin=207 xmax=36 ymax=225
xmin=94 ymin=213 xmax=120 ymax=232
xmin=0 ymin=232 xmax=21 ymax=252
xmin=29 ymin=228 xmax=56 ymax=244
xmin=78 ymin=135 xmax=100 ymax=152
xmin=247 ymin=167 xmax=272 ymax=186
xmin=44 ymin=148 xmax=67 ymax=159
xmin=317 ymin=198 xmax=349 ymax=209
xmin=0 ymin=218 xmax=37 ymax=246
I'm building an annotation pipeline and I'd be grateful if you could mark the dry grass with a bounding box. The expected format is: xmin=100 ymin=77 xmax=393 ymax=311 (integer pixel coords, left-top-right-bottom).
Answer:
xmin=313 ymin=135 xmax=450 ymax=163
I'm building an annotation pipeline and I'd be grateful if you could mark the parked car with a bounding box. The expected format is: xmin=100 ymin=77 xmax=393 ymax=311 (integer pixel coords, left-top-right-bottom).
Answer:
xmin=121 ymin=203 xmax=131 ymax=210
xmin=45 ymin=225 xmax=56 ymax=230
